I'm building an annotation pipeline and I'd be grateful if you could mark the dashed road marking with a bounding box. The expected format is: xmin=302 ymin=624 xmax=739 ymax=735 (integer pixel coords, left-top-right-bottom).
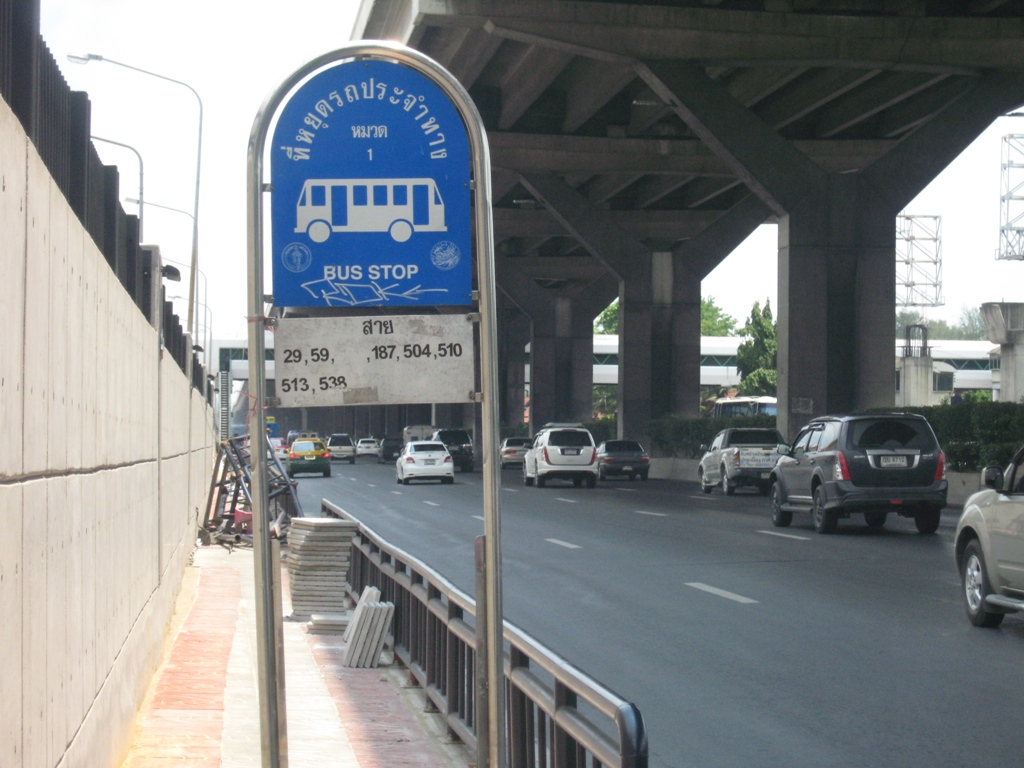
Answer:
xmin=685 ymin=583 xmax=758 ymax=604
xmin=545 ymin=538 xmax=581 ymax=550
xmin=367 ymin=484 xmax=376 ymax=488
xmin=615 ymin=488 xmax=637 ymax=493
xmin=423 ymin=501 xmax=440 ymax=507
xmin=555 ymin=498 xmax=578 ymax=504
xmin=633 ymin=510 xmax=667 ymax=517
xmin=349 ymin=477 xmax=357 ymax=482
xmin=758 ymin=530 xmax=811 ymax=541
xmin=501 ymin=487 xmax=518 ymax=493
xmin=471 ymin=515 xmax=485 ymax=521
xmin=391 ymin=491 xmax=403 ymax=496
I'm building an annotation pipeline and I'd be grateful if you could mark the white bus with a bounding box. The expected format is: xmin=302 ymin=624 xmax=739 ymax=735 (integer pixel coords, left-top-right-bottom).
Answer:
xmin=712 ymin=396 xmax=778 ymax=419
xmin=294 ymin=177 xmax=446 ymax=243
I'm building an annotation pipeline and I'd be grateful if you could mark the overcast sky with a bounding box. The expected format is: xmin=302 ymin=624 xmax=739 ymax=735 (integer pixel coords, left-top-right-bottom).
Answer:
xmin=40 ymin=1 xmax=1024 ymax=339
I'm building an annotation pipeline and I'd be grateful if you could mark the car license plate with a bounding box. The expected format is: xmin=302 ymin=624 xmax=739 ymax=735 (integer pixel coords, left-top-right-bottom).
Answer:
xmin=564 ymin=449 xmax=580 ymax=455
xmin=760 ymin=471 xmax=771 ymax=479
xmin=424 ymin=459 xmax=436 ymax=465
xmin=879 ymin=455 xmax=907 ymax=468
xmin=304 ymin=456 xmax=315 ymax=460
xmin=622 ymin=466 xmax=633 ymax=472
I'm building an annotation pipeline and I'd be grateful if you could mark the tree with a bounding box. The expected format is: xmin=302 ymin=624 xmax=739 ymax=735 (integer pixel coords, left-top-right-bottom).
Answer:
xmin=736 ymin=300 xmax=777 ymax=396
xmin=594 ymin=299 xmax=619 ymax=334
xmin=594 ymin=296 xmax=738 ymax=336
xmin=701 ymin=296 xmax=738 ymax=336
xmin=896 ymin=306 xmax=987 ymax=341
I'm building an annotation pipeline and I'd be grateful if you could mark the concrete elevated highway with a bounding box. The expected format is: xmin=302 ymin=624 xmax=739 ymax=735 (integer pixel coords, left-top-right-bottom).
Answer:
xmin=349 ymin=0 xmax=1024 ymax=440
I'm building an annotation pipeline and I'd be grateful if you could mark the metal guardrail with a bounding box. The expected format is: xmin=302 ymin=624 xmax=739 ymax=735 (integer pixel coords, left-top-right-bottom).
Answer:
xmin=322 ymin=499 xmax=647 ymax=768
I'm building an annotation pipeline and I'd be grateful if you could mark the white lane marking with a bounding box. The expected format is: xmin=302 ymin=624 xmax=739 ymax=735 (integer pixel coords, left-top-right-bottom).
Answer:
xmin=633 ymin=510 xmax=667 ymax=517
xmin=555 ymin=498 xmax=578 ymax=504
xmin=423 ymin=501 xmax=440 ymax=507
xmin=758 ymin=530 xmax=811 ymax=541
xmin=471 ymin=515 xmax=485 ymax=521
xmin=545 ymin=538 xmax=581 ymax=550
xmin=349 ymin=477 xmax=357 ymax=482
xmin=615 ymin=488 xmax=637 ymax=493
xmin=391 ymin=491 xmax=403 ymax=496
xmin=367 ymin=484 xmax=376 ymax=488
xmin=685 ymin=583 xmax=758 ymax=604
xmin=501 ymin=487 xmax=518 ymax=493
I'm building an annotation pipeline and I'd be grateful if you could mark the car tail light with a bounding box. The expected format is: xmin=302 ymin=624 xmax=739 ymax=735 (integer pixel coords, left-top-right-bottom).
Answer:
xmin=405 ymin=456 xmax=415 ymax=463
xmin=543 ymin=447 xmax=551 ymax=463
xmin=289 ymin=453 xmax=298 ymax=460
xmin=322 ymin=451 xmax=330 ymax=458
xmin=834 ymin=451 xmax=851 ymax=481
xmin=935 ymin=451 xmax=946 ymax=480
xmin=444 ymin=455 xmax=452 ymax=463
xmin=639 ymin=457 xmax=649 ymax=464
xmin=732 ymin=448 xmax=740 ymax=466
xmin=588 ymin=447 xmax=596 ymax=465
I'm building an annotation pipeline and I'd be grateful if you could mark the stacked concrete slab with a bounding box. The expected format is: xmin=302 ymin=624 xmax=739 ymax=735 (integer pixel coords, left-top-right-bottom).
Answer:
xmin=284 ymin=518 xmax=358 ymax=617
xmin=341 ymin=586 xmax=395 ymax=668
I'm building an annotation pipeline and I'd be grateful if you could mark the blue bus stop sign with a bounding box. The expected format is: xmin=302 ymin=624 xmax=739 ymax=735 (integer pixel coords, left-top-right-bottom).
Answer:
xmin=270 ymin=58 xmax=471 ymax=308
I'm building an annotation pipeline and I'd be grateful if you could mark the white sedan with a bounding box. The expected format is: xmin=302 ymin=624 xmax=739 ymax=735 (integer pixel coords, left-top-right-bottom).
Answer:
xmin=356 ymin=438 xmax=379 ymax=456
xmin=396 ymin=441 xmax=455 ymax=485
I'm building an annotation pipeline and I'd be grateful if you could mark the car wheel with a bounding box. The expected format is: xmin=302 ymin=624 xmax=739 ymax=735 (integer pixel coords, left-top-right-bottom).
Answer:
xmin=349 ymin=457 xmax=355 ymax=465
xmin=721 ymin=466 xmax=735 ymax=495
xmin=396 ymin=475 xmax=402 ymax=484
xmin=586 ymin=475 xmax=597 ymax=488
xmin=573 ymin=477 xmax=583 ymax=488
xmin=598 ymin=469 xmax=606 ymax=481
xmin=629 ymin=473 xmax=637 ymax=481
xmin=402 ymin=477 xmax=410 ymax=485
xmin=699 ymin=468 xmax=713 ymax=494
xmin=864 ymin=510 xmax=887 ymax=529
xmin=323 ymin=467 xmax=331 ymax=478
xmin=524 ymin=473 xmax=534 ymax=486
xmin=770 ymin=482 xmax=792 ymax=528
xmin=443 ymin=477 xmax=454 ymax=485
xmin=812 ymin=486 xmax=837 ymax=534
xmin=537 ymin=476 xmax=546 ymax=488
xmin=640 ymin=472 xmax=648 ymax=481
xmin=759 ymin=483 xmax=770 ymax=496
xmin=915 ymin=509 xmax=941 ymax=534
xmin=962 ymin=539 xmax=1004 ymax=628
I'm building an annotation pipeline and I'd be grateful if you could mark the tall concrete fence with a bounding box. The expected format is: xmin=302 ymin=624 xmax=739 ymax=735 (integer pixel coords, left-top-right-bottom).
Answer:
xmin=0 ymin=94 xmax=216 ymax=768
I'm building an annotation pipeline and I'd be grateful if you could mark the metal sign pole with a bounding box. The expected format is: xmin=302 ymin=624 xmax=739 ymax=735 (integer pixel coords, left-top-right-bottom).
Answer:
xmin=247 ymin=41 xmax=503 ymax=767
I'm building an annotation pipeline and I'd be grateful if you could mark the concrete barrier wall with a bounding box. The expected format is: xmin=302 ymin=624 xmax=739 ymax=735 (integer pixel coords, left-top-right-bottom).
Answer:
xmin=649 ymin=458 xmax=982 ymax=507
xmin=0 ymin=97 xmax=216 ymax=768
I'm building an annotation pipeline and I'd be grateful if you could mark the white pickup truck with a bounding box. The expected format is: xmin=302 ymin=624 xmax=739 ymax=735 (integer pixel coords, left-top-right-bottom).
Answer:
xmin=698 ymin=427 xmax=785 ymax=495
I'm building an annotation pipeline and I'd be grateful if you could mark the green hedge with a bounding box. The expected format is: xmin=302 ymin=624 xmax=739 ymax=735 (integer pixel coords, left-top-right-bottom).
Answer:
xmin=647 ymin=402 xmax=1024 ymax=470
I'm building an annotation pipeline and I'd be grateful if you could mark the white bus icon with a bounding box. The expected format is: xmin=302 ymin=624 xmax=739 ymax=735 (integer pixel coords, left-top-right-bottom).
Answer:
xmin=295 ymin=178 xmax=447 ymax=243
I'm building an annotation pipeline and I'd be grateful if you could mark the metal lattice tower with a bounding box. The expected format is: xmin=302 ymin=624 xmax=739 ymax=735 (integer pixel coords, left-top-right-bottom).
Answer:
xmin=997 ymin=134 xmax=1024 ymax=260
xmin=896 ymin=214 xmax=943 ymax=307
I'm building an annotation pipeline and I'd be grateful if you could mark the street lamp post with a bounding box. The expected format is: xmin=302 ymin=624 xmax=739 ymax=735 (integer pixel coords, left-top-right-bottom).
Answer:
xmin=126 ymin=198 xmax=212 ymax=357
xmin=68 ymin=53 xmax=202 ymax=345
xmin=91 ymin=136 xmax=143 ymax=238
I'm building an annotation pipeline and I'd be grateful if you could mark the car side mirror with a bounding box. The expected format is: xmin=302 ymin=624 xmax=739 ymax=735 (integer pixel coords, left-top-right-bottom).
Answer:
xmin=777 ymin=444 xmax=792 ymax=457
xmin=982 ymin=465 xmax=1004 ymax=490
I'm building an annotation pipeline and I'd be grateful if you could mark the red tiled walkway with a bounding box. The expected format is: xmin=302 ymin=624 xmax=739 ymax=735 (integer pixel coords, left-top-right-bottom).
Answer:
xmin=121 ymin=565 xmax=241 ymax=767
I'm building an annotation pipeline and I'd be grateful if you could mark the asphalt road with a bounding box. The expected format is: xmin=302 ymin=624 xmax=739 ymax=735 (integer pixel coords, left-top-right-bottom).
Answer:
xmin=292 ymin=458 xmax=1024 ymax=768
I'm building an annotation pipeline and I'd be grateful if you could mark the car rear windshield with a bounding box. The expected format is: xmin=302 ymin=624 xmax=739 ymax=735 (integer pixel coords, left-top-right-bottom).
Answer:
xmin=547 ymin=430 xmax=593 ymax=447
xmin=413 ymin=443 xmax=446 ymax=452
xmin=437 ymin=430 xmax=471 ymax=443
xmin=604 ymin=440 xmax=643 ymax=452
xmin=848 ymin=418 xmax=937 ymax=450
xmin=328 ymin=435 xmax=352 ymax=446
xmin=292 ymin=441 xmax=318 ymax=452
xmin=505 ymin=438 xmax=531 ymax=447
xmin=730 ymin=429 xmax=785 ymax=446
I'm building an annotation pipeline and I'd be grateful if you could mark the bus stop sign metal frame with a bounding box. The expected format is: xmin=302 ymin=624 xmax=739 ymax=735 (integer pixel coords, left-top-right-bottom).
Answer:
xmin=246 ymin=41 xmax=504 ymax=768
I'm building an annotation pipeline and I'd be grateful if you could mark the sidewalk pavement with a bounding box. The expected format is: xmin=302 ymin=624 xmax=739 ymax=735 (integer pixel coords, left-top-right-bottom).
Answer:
xmin=117 ymin=543 xmax=471 ymax=768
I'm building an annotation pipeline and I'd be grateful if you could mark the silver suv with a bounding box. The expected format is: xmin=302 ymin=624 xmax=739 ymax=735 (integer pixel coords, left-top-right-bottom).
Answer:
xmin=523 ymin=424 xmax=598 ymax=488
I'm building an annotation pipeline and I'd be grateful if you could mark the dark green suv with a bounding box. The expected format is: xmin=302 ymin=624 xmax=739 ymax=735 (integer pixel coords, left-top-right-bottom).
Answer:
xmin=769 ymin=413 xmax=947 ymax=534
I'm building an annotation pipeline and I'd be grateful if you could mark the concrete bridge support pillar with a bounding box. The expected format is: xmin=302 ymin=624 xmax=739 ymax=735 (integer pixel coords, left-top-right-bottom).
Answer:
xmin=497 ymin=301 xmax=530 ymax=429
xmin=640 ymin=60 xmax=1024 ymax=437
xmin=519 ymin=173 xmax=654 ymax=441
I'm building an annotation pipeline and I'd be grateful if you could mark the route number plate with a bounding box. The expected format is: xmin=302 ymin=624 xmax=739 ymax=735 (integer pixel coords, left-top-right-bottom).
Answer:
xmin=275 ymin=315 xmax=475 ymax=407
